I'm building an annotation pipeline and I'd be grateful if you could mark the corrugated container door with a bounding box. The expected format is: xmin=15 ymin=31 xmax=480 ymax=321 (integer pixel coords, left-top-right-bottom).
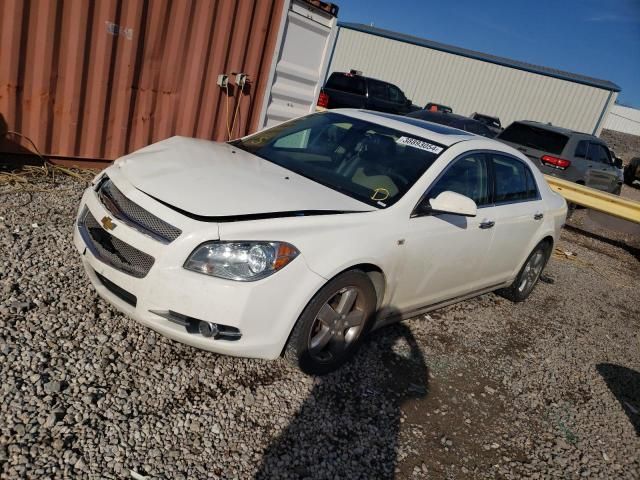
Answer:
xmin=0 ymin=0 xmax=285 ymax=163
xmin=259 ymin=0 xmax=337 ymax=128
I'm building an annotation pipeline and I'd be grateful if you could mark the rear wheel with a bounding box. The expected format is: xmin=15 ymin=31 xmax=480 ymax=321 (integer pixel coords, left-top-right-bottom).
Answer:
xmin=496 ymin=241 xmax=552 ymax=302
xmin=285 ymin=270 xmax=376 ymax=375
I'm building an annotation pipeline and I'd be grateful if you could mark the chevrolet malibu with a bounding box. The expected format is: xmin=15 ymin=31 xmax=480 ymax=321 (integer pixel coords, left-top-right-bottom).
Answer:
xmin=74 ymin=110 xmax=567 ymax=374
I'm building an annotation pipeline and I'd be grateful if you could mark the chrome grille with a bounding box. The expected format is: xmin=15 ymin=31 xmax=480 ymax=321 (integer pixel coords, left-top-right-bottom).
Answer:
xmin=98 ymin=177 xmax=182 ymax=243
xmin=78 ymin=209 xmax=155 ymax=278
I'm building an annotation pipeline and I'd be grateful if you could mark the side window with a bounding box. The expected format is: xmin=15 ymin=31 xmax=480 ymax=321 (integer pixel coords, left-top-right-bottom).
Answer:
xmin=478 ymin=124 xmax=494 ymax=138
xmin=428 ymin=154 xmax=490 ymax=206
xmin=594 ymin=144 xmax=612 ymax=164
xmin=273 ymin=123 xmax=352 ymax=152
xmin=585 ymin=143 xmax=609 ymax=164
xmin=464 ymin=121 xmax=479 ymax=134
xmin=575 ymin=140 xmax=588 ymax=158
xmin=491 ymin=154 xmax=538 ymax=203
xmin=368 ymin=81 xmax=388 ymax=100
xmin=274 ymin=129 xmax=310 ymax=149
xmin=387 ymin=85 xmax=405 ymax=104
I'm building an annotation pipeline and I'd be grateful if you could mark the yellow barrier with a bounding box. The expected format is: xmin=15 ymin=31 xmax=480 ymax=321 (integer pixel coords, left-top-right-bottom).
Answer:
xmin=544 ymin=174 xmax=640 ymax=224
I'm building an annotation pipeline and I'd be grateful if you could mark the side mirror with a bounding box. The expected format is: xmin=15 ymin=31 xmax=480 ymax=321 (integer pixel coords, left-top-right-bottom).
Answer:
xmin=405 ymin=98 xmax=412 ymax=106
xmin=426 ymin=191 xmax=477 ymax=217
xmin=614 ymin=157 xmax=623 ymax=169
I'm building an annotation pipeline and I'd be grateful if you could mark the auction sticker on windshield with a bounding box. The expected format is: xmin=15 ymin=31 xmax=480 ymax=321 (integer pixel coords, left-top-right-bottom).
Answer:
xmin=396 ymin=136 xmax=443 ymax=154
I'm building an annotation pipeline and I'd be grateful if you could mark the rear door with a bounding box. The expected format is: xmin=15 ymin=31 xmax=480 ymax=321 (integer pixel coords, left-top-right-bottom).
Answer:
xmin=482 ymin=152 xmax=545 ymax=284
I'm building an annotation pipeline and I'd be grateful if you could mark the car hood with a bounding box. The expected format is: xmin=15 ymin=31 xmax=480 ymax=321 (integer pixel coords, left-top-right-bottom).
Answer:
xmin=115 ymin=136 xmax=373 ymax=218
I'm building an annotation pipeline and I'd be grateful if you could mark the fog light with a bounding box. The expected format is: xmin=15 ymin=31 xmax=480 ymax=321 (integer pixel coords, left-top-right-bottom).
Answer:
xmin=198 ymin=321 xmax=219 ymax=338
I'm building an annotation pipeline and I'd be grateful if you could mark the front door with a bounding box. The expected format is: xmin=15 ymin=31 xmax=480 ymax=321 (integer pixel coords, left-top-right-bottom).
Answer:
xmin=584 ymin=143 xmax=618 ymax=192
xmin=393 ymin=153 xmax=495 ymax=312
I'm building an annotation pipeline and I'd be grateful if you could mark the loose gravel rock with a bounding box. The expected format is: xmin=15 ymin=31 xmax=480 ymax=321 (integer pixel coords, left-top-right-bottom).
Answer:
xmin=1 ymin=176 xmax=638 ymax=479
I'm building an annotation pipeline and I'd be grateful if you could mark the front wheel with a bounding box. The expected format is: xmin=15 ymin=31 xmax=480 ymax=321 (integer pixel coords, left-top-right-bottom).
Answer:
xmin=496 ymin=241 xmax=552 ymax=302
xmin=285 ymin=270 xmax=377 ymax=375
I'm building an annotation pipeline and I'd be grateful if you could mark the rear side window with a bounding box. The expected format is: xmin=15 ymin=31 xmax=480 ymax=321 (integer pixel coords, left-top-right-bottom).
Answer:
xmin=465 ymin=121 xmax=493 ymax=137
xmin=387 ymin=84 xmax=405 ymax=104
xmin=575 ymin=140 xmax=588 ymax=158
xmin=491 ymin=154 xmax=538 ymax=203
xmin=368 ymin=80 xmax=388 ymax=100
xmin=498 ymin=123 xmax=568 ymax=155
xmin=325 ymin=73 xmax=366 ymax=95
xmin=428 ymin=154 xmax=490 ymax=206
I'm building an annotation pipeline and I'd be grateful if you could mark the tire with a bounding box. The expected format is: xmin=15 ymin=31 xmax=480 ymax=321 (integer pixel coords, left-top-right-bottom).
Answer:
xmin=496 ymin=241 xmax=552 ymax=303
xmin=284 ymin=270 xmax=377 ymax=375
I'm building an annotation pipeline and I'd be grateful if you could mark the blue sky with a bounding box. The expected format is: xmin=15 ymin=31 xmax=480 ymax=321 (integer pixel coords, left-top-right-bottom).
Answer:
xmin=338 ymin=0 xmax=640 ymax=107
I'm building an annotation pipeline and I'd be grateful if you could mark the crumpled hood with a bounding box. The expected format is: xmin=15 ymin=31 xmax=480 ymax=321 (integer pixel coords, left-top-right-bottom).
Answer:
xmin=115 ymin=136 xmax=372 ymax=218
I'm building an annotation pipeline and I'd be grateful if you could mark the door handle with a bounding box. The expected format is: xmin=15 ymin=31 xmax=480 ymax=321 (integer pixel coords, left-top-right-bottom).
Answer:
xmin=479 ymin=220 xmax=495 ymax=229
xmin=534 ymin=212 xmax=544 ymax=220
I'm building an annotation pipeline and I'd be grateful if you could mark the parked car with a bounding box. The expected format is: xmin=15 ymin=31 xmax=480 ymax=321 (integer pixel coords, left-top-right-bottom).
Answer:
xmin=497 ymin=121 xmax=623 ymax=195
xmin=75 ymin=109 xmax=567 ymax=374
xmin=425 ymin=102 xmax=453 ymax=113
xmin=470 ymin=112 xmax=502 ymax=136
xmin=318 ymin=70 xmax=419 ymax=114
xmin=624 ymin=157 xmax=640 ymax=186
xmin=406 ymin=109 xmax=496 ymax=138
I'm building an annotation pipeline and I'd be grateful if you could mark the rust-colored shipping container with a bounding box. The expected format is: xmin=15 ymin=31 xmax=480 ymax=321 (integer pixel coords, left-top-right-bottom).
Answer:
xmin=0 ymin=0 xmax=286 ymax=164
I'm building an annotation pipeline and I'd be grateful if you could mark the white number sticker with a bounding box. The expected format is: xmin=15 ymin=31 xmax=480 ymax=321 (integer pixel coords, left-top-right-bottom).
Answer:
xmin=396 ymin=136 xmax=443 ymax=154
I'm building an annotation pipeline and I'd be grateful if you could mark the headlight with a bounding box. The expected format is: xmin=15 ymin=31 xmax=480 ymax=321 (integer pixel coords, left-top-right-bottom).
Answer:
xmin=184 ymin=241 xmax=299 ymax=281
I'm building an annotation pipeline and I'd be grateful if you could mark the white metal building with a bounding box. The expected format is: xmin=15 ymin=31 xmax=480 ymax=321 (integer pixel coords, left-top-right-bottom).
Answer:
xmin=603 ymin=104 xmax=640 ymax=136
xmin=327 ymin=23 xmax=620 ymax=135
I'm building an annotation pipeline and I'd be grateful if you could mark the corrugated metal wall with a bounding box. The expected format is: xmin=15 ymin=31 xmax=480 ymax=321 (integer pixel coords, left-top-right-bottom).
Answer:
xmin=0 ymin=0 xmax=284 ymax=162
xmin=604 ymin=104 xmax=640 ymax=137
xmin=329 ymin=27 xmax=616 ymax=135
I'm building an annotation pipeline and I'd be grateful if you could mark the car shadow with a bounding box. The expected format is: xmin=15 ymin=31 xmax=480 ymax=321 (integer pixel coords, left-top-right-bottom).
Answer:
xmin=563 ymin=224 xmax=640 ymax=262
xmin=255 ymin=322 xmax=429 ymax=479
xmin=596 ymin=363 xmax=640 ymax=436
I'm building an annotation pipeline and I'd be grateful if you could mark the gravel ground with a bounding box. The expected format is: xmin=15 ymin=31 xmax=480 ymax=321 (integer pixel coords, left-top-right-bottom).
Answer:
xmin=1 ymin=176 xmax=639 ymax=479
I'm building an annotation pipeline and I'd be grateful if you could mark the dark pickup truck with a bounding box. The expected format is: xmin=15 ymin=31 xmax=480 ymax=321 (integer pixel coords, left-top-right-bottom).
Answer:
xmin=318 ymin=71 xmax=420 ymax=115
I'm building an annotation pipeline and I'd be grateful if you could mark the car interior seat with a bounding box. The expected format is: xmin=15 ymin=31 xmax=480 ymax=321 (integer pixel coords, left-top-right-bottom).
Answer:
xmin=349 ymin=134 xmax=400 ymax=199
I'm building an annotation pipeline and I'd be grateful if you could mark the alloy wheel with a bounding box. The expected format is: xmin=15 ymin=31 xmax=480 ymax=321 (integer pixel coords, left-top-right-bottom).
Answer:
xmin=518 ymin=249 xmax=545 ymax=294
xmin=308 ymin=286 xmax=366 ymax=361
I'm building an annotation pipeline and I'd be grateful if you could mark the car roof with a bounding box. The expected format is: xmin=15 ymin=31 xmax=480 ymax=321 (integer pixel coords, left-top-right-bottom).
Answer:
xmin=512 ymin=120 xmax=595 ymax=138
xmin=331 ymin=109 xmax=501 ymax=147
xmin=330 ymin=71 xmax=389 ymax=86
xmin=473 ymin=112 xmax=499 ymax=121
xmin=411 ymin=110 xmax=474 ymax=123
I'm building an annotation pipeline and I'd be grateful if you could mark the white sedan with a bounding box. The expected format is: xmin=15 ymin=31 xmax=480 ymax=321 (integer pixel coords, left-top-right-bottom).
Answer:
xmin=74 ymin=109 xmax=567 ymax=374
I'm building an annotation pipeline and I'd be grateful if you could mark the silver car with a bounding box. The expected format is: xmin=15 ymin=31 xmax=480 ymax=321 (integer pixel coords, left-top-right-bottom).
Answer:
xmin=497 ymin=121 xmax=623 ymax=195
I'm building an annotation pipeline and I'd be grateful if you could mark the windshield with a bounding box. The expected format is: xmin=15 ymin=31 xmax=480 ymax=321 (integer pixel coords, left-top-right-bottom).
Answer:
xmin=231 ymin=112 xmax=445 ymax=208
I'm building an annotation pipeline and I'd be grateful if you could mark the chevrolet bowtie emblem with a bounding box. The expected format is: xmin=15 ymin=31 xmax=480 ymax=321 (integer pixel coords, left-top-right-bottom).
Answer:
xmin=101 ymin=216 xmax=117 ymax=231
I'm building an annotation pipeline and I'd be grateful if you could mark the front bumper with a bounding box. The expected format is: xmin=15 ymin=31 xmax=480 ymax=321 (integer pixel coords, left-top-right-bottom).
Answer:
xmin=73 ymin=174 xmax=326 ymax=360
